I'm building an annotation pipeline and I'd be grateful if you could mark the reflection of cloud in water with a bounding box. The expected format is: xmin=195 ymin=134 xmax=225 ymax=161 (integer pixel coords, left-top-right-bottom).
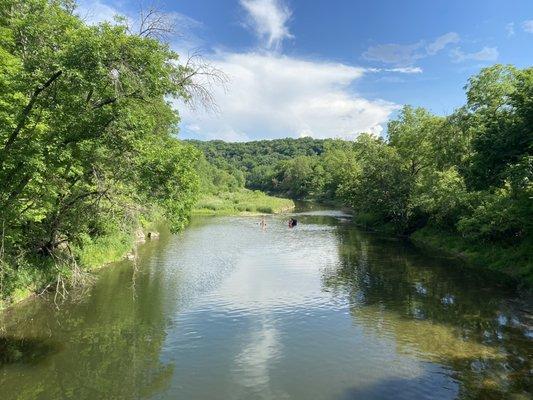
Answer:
xmin=415 ymin=282 xmax=428 ymax=295
xmin=233 ymin=315 xmax=287 ymax=398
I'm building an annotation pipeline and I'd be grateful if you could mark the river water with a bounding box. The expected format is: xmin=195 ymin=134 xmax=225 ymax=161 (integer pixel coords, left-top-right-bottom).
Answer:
xmin=0 ymin=209 xmax=531 ymax=399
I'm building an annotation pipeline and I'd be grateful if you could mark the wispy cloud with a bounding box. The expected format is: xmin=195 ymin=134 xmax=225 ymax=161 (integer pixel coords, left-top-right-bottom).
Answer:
xmin=363 ymin=32 xmax=460 ymax=66
xmin=450 ymin=46 xmax=499 ymax=63
xmin=426 ymin=32 xmax=460 ymax=55
xmin=178 ymin=52 xmax=399 ymax=141
xmin=385 ymin=66 xmax=423 ymax=74
xmin=368 ymin=67 xmax=423 ymax=74
xmin=363 ymin=42 xmax=424 ymax=66
xmin=522 ymin=20 xmax=533 ymax=33
xmin=240 ymin=0 xmax=293 ymax=50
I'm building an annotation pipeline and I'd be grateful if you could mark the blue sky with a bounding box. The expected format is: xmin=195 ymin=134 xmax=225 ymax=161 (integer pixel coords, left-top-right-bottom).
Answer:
xmin=78 ymin=0 xmax=533 ymax=141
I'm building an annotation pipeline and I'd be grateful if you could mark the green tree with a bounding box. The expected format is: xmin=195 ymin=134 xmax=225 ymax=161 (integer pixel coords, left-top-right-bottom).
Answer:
xmin=337 ymin=134 xmax=413 ymax=230
xmin=388 ymin=105 xmax=444 ymax=177
xmin=0 ymin=0 xmax=206 ymax=302
xmin=463 ymin=65 xmax=531 ymax=189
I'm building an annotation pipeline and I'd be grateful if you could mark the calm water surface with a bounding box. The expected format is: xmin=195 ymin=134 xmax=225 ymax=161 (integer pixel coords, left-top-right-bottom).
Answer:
xmin=1 ymin=209 xmax=531 ymax=399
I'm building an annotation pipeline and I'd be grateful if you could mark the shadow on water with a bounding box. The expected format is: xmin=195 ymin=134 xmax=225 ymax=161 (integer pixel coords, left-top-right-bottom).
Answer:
xmin=324 ymin=224 xmax=532 ymax=400
xmin=337 ymin=369 xmax=458 ymax=400
xmin=0 ymin=336 xmax=60 ymax=366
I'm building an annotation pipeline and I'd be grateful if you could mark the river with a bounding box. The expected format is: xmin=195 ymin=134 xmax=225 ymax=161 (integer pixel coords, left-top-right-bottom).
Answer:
xmin=0 ymin=208 xmax=531 ymax=399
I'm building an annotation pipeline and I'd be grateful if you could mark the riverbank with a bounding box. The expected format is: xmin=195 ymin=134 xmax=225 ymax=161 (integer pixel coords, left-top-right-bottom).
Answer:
xmin=192 ymin=189 xmax=295 ymax=216
xmin=343 ymin=211 xmax=531 ymax=288
xmin=0 ymin=220 xmax=163 ymax=311
xmin=410 ymin=227 xmax=532 ymax=288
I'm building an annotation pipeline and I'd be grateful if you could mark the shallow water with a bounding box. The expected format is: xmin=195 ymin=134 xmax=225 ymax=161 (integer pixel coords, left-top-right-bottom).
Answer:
xmin=1 ymin=209 xmax=531 ymax=399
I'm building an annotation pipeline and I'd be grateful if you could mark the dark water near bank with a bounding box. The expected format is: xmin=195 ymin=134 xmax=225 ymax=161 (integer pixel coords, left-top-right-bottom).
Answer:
xmin=1 ymin=209 xmax=531 ymax=399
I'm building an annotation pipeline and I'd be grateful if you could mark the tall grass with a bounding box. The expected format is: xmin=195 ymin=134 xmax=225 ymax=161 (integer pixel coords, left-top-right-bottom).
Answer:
xmin=75 ymin=230 xmax=134 ymax=270
xmin=193 ymin=189 xmax=295 ymax=215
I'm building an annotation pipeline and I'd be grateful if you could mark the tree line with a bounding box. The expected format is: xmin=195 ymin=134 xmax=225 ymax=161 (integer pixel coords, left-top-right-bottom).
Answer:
xmin=188 ymin=137 xmax=327 ymax=192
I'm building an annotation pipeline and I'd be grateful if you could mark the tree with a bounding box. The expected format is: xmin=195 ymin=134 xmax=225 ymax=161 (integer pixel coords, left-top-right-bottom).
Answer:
xmin=387 ymin=106 xmax=444 ymax=177
xmin=337 ymin=134 xmax=414 ymax=231
xmin=463 ymin=65 xmax=531 ymax=189
xmin=0 ymin=0 xmax=220 ymax=301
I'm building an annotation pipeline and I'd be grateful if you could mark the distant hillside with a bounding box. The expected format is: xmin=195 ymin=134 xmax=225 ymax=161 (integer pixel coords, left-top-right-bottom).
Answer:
xmin=187 ymin=137 xmax=330 ymax=189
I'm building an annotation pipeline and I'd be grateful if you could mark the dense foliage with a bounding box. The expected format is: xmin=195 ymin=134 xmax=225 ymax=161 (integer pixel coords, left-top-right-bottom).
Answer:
xmin=0 ymin=0 xmax=201 ymax=303
xmin=188 ymin=137 xmax=327 ymax=192
xmin=192 ymin=65 xmax=532 ymax=283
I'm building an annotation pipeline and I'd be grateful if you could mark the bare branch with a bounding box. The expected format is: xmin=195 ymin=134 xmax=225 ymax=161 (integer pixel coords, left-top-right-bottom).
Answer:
xmin=137 ymin=2 xmax=178 ymax=40
xmin=176 ymin=51 xmax=229 ymax=112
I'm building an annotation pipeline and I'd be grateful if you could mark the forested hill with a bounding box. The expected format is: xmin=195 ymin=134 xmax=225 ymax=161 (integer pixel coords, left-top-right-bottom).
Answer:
xmin=188 ymin=137 xmax=328 ymax=169
xmin=188 ymin=137 xmax=330 ymax=190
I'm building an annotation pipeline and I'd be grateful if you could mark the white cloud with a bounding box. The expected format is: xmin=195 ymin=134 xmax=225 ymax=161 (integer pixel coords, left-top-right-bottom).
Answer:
xmin=76 ymin=1 xmax=400 ymax=142
xmin=363 ymin=42 xmax=424 ymax=66
xmin=426 ymin=32 xmax=460 ymax=55
xmin=363 ymin=32 xmax=461 ymax=66
xmin=522 ymin=20 xmax=533 ymax=33
xmin=178 ymin=52 xmax=398 ymax=141
xmin=450 ymin=46 xmax=499 ymax=63
xmin=240 ymin=0 xmax=293 ymax=50
xmin=363 ymin=32 xmax=460 ymax=66
xmin=506 ymin=22 xmax=515 ymax=37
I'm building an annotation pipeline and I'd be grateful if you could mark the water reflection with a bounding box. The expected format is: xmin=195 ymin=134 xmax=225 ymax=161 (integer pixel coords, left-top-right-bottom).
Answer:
xmin=234 ymin=314 xmax=282 ymax=398
xmin=0 ymin=212 xmax=530 ymax=400
xmin=324 ymin=225 xmax=532 ymax=399
xmin=0 ymin=336 xmax=60 ymax=365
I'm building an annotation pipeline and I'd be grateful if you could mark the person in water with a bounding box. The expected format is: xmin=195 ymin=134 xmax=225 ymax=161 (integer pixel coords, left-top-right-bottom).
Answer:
xmin=288 ymin=218 xmax=298 ymax=228
xmin=260 ymin=216 xmax=267 ymax=229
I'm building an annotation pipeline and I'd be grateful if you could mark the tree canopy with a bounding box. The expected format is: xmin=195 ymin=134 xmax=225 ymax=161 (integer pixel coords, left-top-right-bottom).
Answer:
xmin=0 ymin=0 xmax=203 ymax=302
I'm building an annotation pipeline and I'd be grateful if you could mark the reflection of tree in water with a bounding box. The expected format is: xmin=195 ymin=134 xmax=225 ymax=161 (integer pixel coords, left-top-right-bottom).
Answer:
xmin=322 ymin=226 xmax=532 ymax=399
xmin=0 ymin=234 xmax=177 ymax=400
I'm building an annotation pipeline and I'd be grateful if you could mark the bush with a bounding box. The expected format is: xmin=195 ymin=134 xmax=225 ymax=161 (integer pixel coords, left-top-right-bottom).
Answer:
xmin=457 ymin=187 xmax=524 ymax=242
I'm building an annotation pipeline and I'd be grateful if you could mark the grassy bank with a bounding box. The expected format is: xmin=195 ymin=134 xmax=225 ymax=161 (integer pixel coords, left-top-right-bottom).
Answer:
xmin=0 ymin=218 xmax=162 ymax=311
xmin=193 ymin=190 xmax=295 ymax=215
xmin=410 ymin=227 xmax=533 ymax=287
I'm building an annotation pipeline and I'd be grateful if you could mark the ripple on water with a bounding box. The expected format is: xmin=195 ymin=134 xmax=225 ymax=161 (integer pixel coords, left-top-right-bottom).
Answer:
xmin=0 ymin=212 xmax=530 ymax=400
